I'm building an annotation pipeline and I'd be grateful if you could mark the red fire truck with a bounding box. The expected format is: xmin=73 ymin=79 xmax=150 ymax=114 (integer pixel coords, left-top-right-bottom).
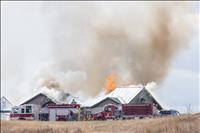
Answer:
xmin=10 ymin=104 xmax=40 ymax=120
xmin=92 ymin=103 xmax=157 ymax=120
xmin=92 ymin=104 xmax=120 ymax=120
xmin=48 ymin=104 xmax=80 ymax=121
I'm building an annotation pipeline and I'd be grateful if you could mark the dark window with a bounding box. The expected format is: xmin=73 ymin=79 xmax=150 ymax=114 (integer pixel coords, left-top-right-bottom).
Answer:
xmin=140 ymin=98 xmax=145 ymax=103
xmin=26 ymin=106 xmax=32 ymax=113
xmin=160 ymin=111 xmax=171 ymax=115
xmin=21 ymin=108 xmax=24 ymax=113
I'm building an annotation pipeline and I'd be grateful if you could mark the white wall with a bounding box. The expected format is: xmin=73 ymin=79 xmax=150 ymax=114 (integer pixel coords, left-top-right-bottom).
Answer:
xmin=0 ymin=113 xmax=10 ymax=120
xmin=91 ymin=107 xmax=104 ymax=114
xmin=49 ymin=109 xmax=56 ymax=121
xmin=49 ymin=108 xmax=79 ymax=121
xmin=40 ymin=106 xmax=49 ymax=114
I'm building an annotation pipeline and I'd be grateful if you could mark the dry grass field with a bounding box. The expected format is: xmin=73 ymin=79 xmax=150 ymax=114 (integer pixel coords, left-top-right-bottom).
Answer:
xmin=1 ymin=114 xmax=200 ymax=133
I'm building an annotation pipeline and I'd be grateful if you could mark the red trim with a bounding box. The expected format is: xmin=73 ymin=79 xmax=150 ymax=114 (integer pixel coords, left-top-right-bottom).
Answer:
xmin=48 ymin=104 xmax=80 ymax=108
xmin=122 ymin=103 xmax=152 ymax=107
xmin=10 ymin=113 xmax=34 ymax=118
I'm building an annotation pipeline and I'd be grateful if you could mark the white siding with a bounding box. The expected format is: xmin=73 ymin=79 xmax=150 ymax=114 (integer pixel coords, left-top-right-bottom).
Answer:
xmin=49 ymin=108 xmax=79 ymax=121
xmin=40 ymin=107 xmax=49 ymax=114
xmin=0 ymin=113 xmax=10 ymax=120
xmin=49 ymin=109 xmax=56 ymax=121
xmin=91 ymin=107 xmax=104 ymax=114
xmin=56 ymin=109 xmax=69 ymax=115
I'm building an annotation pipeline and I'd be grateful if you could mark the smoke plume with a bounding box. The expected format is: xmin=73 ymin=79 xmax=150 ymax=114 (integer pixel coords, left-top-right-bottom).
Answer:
xmin=35 ymin=2 xmax=197 ymax=96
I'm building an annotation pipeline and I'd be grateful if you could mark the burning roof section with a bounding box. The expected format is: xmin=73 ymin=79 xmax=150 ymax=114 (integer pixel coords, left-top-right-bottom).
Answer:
xmin=104 ymin=82 xmax=163 ymax=110
xmin=106 ymin=84 xmax=144 ymax=104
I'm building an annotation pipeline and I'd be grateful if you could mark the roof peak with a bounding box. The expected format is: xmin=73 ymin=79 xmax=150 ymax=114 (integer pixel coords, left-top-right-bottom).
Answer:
xmin=117 ymin=84 xmax=144 ymax=88
xmin=1 ymin=96 xmax=13 ymax=105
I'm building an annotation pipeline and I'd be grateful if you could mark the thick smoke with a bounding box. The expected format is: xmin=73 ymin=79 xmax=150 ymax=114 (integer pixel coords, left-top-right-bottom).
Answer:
xmin=35 ymin=2 xmax=196 ymax=97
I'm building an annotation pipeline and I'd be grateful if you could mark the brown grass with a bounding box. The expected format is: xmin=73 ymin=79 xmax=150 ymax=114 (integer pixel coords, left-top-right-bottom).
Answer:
xmin=1 ymin=115 xmax=200 ymax=133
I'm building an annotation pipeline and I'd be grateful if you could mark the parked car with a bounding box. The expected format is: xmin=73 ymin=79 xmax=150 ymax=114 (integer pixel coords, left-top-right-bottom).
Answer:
xmin=159 ymin=109 xmax=180 ymax=116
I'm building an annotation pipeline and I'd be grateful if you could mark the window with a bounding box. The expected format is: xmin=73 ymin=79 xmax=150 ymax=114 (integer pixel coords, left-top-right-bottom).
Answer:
xmin=13 ymin=108 xmax=19 ymax=113
xmin=108 ymin=107 xmax=112 ymax=112
xmin=160 ymin=111 xmax=170 ymax=115
xmin=140 ymin=98 xmax=145 ymax=103
xmin=26 ymin=106 xmax=32 ymax=113
xmin=21 ymin=108 xmax=24 ymax=113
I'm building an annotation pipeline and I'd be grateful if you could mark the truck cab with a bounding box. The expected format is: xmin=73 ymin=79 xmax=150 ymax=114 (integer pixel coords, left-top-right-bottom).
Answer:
xmin=104 ymin=105 xmax=118 ymax=119
xmin=92 ymin=104 xmax=120 ymax=120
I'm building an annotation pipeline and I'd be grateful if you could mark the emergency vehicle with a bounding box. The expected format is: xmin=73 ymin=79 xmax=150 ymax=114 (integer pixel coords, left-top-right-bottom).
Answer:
xmin=10 ymin=104 xmax=40 ymax=120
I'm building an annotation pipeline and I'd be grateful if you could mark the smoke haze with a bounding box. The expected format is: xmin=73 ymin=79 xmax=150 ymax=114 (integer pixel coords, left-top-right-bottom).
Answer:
xmin=37 ymin=2 xmax=196 ymax=96
xmin=1 ymin=2 xmax=198 ymax=103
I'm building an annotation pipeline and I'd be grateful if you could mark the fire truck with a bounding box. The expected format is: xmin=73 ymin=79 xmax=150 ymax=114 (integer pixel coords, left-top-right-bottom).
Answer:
xmin=92 ymin=104 xmax=120 ymax=120
xmin=10 ymin=103 xmax=81 ymax=121
xmin=92 ymin=103 xmax=158 ymax=120
xmin=10 ymin=104 xmax=40 ymax=120
xmin=48 ymin=104 xmax=80 ymax=121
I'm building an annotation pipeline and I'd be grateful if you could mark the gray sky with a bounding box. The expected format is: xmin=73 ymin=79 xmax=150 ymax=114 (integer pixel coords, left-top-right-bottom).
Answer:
xmin=1 ymin=2 xmax=199 ymax=113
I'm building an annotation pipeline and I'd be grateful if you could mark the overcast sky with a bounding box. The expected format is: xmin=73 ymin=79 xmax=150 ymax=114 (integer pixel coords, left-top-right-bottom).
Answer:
xmin=1 ymin=2 xmax=199 ymax=113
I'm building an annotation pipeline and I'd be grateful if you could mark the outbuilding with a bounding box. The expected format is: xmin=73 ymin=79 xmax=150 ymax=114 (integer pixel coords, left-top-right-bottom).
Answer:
xmin=0 ymin=96 xmax=13 ymax=120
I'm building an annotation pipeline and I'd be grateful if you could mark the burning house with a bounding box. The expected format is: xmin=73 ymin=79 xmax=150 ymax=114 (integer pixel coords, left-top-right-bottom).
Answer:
xmin=129 ymin=88 xmax=162 ymax=110
xmin=9 ymin=82 xmax=164 ymax=121
xmin=90 ymin=83 xmax=162 ymax=119
xmin=107 ymin=83 xmax=162 ymax=110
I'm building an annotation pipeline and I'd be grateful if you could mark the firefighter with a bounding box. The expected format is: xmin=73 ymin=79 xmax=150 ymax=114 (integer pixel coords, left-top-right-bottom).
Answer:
xmin=69 ymin=110 xmax=74 ymax=121
xmin=77 ymin=106 xmax=80 ymax=121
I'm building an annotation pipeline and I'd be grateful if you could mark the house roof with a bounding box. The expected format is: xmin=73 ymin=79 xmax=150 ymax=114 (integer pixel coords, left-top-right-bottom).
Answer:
xmin=21 ymin=93 xmax=56 ymax=106
xmin=0 ymin=96 xmax=13 ymax=111
xmin=145 ymin=82 xmax=163 ymax=110
xmin=103 ymin=82 xmax=163 ymax=109
xmin=91 ymin=97 xmax=121 ymax=108
xmin=145 ymin=89 xmax=163 ymax=110
xmin=106 ymin=84 xmax=144 ymax=103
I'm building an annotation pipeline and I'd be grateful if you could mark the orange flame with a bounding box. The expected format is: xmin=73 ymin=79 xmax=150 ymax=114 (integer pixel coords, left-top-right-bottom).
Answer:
xmin=104 ymin=75 xmax=117 ymax=94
